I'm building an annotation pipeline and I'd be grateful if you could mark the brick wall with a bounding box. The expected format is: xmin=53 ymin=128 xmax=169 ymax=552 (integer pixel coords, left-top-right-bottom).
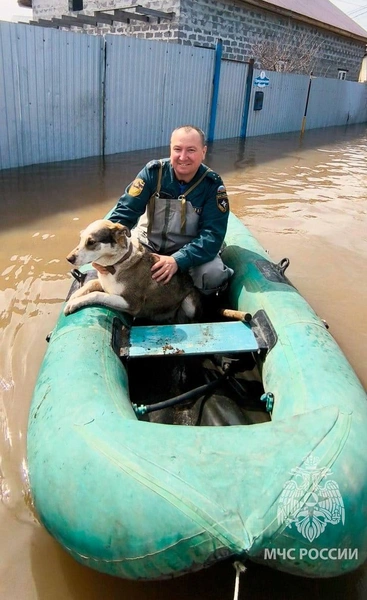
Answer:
xmin=32 ymin=0 xmax=365 ymax=80
xmin=32 ymin=0 xmax=66 ymax=19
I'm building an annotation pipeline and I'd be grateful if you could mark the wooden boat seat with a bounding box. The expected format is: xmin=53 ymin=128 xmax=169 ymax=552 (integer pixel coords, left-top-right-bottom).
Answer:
xmin=126 ymin=321 xmax=260 ymax=358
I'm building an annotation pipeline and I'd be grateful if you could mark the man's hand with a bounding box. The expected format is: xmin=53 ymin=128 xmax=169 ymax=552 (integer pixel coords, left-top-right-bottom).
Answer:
xmin=151 ymin=254 xmax=178 ymax=283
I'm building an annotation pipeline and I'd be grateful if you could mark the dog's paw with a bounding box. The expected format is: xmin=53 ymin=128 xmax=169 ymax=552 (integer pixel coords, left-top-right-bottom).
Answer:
xmin=64 ymin=300 xmax=78 ymax=316
xmin=69 ymin=289 xmax=83 ymax=301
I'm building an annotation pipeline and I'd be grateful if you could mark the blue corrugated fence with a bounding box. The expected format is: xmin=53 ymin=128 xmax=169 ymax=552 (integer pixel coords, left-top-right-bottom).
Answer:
xmin=0 ymin=22 xmax=366 ymax=170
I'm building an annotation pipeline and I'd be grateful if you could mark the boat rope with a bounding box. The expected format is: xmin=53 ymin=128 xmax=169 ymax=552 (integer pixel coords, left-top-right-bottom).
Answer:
xmin=232 ymin=560 xmax=247 ymax=600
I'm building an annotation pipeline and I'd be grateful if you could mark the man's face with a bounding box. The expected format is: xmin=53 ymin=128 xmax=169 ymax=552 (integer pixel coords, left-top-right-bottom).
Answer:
xmin=170 ymin=128 xmax=207 ymax=182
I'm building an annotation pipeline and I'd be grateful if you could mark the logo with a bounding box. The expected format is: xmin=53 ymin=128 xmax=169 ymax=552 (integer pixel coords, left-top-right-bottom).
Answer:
xmin=216 ymin=185 xmax=229 ymax=213
xmin=277 ymin=454 xmax=345 ymax=543
xmin=128 ymin=178 xmax=145 ymax=197
xmin=264 ymin=547 xmax=358 ymax=562
xmin=254 ymin=71 xmax=270 ymax=87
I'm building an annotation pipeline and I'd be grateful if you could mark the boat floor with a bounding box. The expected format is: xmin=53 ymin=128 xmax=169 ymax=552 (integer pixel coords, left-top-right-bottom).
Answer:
xmin=125 ymin=294 xmax=269 ymax=427
xmin=70 ymin=270 xmax=268 ymax=426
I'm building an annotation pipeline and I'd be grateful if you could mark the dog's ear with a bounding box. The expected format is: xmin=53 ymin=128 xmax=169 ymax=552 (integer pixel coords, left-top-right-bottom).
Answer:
xmin=110 ymin=223 xmax=131 ymax=240
xmin=121 ymin=225 xmax=131 ymax=238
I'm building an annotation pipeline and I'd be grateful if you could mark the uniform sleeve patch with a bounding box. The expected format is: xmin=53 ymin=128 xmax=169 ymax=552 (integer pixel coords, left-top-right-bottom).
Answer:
xmin=128 ymin=178 xmax=145 ymax=197
xmin=216 ymin=185 xmax=229 ymax=213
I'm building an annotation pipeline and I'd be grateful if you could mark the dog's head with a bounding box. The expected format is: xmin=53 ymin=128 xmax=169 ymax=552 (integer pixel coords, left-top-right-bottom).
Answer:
xmin=67 ymin=220 xmax=131 ymax=267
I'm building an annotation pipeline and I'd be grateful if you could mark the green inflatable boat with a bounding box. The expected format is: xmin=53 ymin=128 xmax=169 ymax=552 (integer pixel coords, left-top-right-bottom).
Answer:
xmin=27 ymin=212 xmax=367 ymax=580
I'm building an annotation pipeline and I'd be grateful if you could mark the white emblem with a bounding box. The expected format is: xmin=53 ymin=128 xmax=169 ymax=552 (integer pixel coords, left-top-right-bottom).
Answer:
xmin=277 ymin=454 xmax=345 ymax=543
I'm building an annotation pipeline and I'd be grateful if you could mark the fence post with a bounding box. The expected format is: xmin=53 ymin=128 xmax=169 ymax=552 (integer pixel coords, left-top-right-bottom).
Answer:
xmin=240 ymin=58 xmax=254 ymax=138
xmin=207 ymin=39 xmax=222 ymax=143
xmin=101 ymin=36 xmax=107 ymax=158
xmin=300 ymin=73 xmax=313 ymax=136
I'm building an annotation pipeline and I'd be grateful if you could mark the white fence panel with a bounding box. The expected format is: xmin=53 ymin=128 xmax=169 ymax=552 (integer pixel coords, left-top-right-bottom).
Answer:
xmin=159 ymin=44 xmax=214 ymax=144
xmin=104 ymin=36 xmax=214 ymax=155
xmin=0 ymin=22 xmax=104 ymax=170
xmin=306 ymin=78 xmax=367 ymax=129
xmin=0 ymin=22 xmax=366 ymax=171
xmin=246 ymin=69 xmax=367 ymax=137
xmin=246 ymin=70 xmax=309 ymax=137
xmin=214 ymin=60 xmax=248 ymax=140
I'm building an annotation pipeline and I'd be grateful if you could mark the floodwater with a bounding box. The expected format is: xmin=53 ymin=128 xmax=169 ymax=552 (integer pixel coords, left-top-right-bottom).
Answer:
xmin=1 ymin=124 xmax=366 ymax=599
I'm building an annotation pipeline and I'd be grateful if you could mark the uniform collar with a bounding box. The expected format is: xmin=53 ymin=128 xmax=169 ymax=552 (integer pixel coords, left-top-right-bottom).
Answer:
xmin=169 ymin=160 xmax=207 ymax=187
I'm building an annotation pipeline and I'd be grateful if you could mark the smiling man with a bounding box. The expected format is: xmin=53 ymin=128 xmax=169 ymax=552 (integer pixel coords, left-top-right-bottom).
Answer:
xmin=108 ymin=125 xmax=233 ymax=295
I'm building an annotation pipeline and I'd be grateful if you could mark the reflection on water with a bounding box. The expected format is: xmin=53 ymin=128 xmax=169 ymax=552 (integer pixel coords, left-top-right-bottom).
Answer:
xmin=0 ymin=124 xmax=366 ymax=599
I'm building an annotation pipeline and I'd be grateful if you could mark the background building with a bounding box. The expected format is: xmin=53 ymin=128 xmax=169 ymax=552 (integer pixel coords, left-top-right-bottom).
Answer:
xmin=21 ymin=1 xmax=367 ymax=80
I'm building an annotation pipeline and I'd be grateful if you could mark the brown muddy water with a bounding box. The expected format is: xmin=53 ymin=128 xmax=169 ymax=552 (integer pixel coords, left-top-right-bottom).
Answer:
xmin=0 ymin=124 xmax=366 ymax=599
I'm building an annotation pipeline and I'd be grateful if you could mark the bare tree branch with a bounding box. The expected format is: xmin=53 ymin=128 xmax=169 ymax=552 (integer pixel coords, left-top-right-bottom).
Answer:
xmin=250 ymin=30 xmax=326 ymax=75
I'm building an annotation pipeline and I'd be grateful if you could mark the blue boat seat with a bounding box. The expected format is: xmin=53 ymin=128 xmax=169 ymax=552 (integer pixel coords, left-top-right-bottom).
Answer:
xmin=127 ymin=321 xmax=260 ymax=358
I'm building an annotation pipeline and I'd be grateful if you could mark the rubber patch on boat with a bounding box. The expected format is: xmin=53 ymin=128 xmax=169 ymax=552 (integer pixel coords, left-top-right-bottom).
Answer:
xmin=251 ymin=309 xmax=277 ymax=353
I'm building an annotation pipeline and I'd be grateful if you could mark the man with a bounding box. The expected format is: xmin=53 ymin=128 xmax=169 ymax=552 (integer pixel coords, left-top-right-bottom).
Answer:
xmin=108 ymin=125 xmax=233 ymax=294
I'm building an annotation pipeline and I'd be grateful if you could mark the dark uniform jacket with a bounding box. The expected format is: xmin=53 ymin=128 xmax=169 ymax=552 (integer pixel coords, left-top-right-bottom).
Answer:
xmin=109 ymin=158 xmax=229 ymax=272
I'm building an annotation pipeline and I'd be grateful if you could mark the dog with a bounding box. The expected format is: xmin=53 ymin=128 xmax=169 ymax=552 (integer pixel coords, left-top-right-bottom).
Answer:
xmin=64 ymin=219 xmax=201 ymax=323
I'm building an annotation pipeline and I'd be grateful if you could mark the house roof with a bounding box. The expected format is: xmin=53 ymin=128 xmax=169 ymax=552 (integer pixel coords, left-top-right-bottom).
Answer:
xmin=259 ymin=0 xmax=367 ymax=39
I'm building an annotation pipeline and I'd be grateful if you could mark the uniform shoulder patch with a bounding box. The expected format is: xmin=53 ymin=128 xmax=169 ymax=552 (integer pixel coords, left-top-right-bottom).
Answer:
xmin=206 ymin=169 xmax=221 ymax=182
xmin=147 ymin=159 xmax=163 ymax=170
xmin=216 ymin=184 xmax=229 ymax=213
xmin=128 ymin=178 xmax=145 ymax=197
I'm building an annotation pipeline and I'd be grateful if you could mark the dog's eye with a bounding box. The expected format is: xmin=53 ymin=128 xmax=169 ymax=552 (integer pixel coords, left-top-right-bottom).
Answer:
xmin=86 ymin=238 xmax=96 ymax=247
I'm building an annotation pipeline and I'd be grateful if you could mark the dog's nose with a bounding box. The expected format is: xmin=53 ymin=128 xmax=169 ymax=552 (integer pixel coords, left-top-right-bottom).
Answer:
xmin=67 ymin=254 xmax=76 ymax=264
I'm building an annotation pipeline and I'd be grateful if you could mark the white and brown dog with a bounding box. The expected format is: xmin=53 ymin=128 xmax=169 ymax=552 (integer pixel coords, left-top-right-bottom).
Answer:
xmin=64 ymin=219 xmax=201 ymax=322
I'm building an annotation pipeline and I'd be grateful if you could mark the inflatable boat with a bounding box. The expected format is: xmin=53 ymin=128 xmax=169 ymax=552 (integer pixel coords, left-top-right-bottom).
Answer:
xmin=27 ymin=212 xmax=367 ymax=580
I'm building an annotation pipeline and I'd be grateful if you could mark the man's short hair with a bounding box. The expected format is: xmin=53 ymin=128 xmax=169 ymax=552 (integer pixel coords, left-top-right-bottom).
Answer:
xmin=171 ymin=125 xmax=206 ymax=147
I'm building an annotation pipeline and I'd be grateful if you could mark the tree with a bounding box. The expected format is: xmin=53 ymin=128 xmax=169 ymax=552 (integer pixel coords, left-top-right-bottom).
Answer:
xmin=250 ymin=30 xmax=324 ymax=75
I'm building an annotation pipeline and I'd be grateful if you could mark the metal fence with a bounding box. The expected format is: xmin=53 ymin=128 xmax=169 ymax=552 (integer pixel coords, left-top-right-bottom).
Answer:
xmin=245 ymin=69 xmax=367 ymax=135
xmin=1 ymin=21 xmax=366 ymax=171
xmin=0 ymin=23 xmax=104 ymax=170
xmin=215 ymin=59 xmax=248 ymax=139
xmin=104 ymin=36 xmax=214 ymax=155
